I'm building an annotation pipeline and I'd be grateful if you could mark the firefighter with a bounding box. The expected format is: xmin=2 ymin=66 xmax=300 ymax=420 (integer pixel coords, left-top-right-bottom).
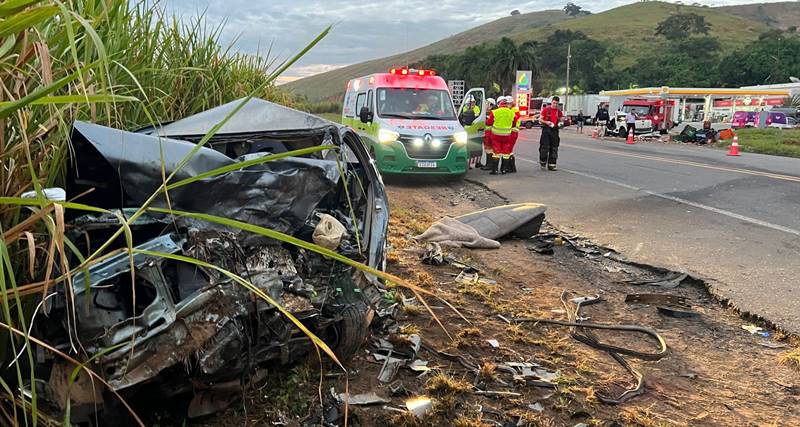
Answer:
xmin=486 ymin=96 xmax=519 ymax=175
xmin=480 ymin=97 xmax=497 ymax=170
xmin=507 ymin=96 xmax=521 ymax=173
xmin=459 ymin=96 xmax=480 ymax=125
xmin=539 ymin=96 xmax=563 ymax=171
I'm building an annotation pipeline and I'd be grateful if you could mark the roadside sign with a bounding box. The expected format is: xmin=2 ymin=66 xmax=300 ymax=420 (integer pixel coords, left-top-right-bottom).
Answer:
xmin=449 ymin=80 xmax=465 ymax=108
xmin=516 ymin=71 xmax=531 ymax=91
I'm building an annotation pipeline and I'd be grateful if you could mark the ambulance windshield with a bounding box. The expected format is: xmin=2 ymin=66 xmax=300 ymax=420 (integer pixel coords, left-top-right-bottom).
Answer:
xmin=377 ymin=88 xmax=456 ymax=120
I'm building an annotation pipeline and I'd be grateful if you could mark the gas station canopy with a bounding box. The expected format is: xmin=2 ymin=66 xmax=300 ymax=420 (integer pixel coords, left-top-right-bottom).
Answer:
xmin=600 ymin=86 xmax=790 ymax=98
xmin=599 ymin=86 xmax=792 ymax=123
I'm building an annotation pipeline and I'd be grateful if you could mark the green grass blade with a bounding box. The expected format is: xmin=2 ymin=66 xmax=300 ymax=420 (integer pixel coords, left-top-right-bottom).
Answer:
xmin=0 ymin=94 xmax=138 ymax=107
xmin=0 ymin=4 xmax=57 ymax=38
xmin=134 ymin=249 xmax=345 ymax=369
xmin=166 ymin=145 xmax=335 ymax=190
xmin=0 ymin=62 xmax=96 ymax=120
xmin=146 ymin=207 xmax=467 ymax=336
xmin=0 ymin=0 xmax=43 ymax=17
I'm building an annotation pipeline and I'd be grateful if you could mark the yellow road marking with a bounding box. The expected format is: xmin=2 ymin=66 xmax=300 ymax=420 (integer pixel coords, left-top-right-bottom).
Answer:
xmin=561 ymin=143 xmax=800 ymax=184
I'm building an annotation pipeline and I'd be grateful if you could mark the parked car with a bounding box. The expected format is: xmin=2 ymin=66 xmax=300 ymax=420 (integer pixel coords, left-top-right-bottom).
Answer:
xmin=756 ymin=111 xmax=792 ymax=129
xmin=731 ymin=111 xmax=756 ymax=129
xmin=605 ymin=111 xmax=653 ymax=136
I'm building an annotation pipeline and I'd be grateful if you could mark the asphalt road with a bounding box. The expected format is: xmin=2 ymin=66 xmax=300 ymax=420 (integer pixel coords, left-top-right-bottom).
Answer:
xmin=470 ymin=128 xmax=800 ymax=333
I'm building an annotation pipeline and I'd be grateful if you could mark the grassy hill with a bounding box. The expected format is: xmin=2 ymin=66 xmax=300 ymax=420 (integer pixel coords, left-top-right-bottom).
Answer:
xmin=718 ymin=2 xmax=800 ymax=30
xmin=511 ymin=2 xmax=770 ymax=69
xmin=287 ymin=1 xmax=773 ymax=102
xmin=284 ymin=9 xmax=569 ymax=102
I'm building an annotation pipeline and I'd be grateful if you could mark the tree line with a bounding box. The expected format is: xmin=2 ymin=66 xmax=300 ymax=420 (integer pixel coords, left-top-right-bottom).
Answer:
xmin=414 ymin=13 xmax=800 ymax=97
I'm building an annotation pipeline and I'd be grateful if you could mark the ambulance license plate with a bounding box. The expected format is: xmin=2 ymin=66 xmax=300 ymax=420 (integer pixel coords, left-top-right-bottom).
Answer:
xmin=416 ymin=161 xmax=437 ymax=168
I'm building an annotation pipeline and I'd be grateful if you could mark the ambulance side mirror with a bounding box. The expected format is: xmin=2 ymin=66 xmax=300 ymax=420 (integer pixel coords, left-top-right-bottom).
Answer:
xmin=359 ymin=107 xmax=373 ymax=123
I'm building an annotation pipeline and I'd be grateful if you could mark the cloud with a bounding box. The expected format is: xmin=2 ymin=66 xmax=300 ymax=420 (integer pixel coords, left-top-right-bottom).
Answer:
xmin=162 ymin=0 xmax=790 ymax=79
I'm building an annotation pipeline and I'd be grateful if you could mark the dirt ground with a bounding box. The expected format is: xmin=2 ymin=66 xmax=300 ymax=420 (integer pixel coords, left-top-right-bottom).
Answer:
xmin=199 ymin=180 xmax=800 ymax=427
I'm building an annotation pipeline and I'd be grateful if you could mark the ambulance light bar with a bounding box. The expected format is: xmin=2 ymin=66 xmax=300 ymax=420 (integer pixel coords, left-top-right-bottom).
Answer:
xmin=389 ymin=67 xmax=436 ymax=76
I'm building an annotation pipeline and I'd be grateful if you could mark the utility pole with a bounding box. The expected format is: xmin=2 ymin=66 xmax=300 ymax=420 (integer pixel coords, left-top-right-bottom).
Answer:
xmin=564 ymin=43 xmax=571 ymax=112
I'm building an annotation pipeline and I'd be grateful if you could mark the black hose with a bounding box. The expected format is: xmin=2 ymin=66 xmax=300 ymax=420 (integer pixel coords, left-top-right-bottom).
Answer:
xmin=511 ymin=290 xmax=668 ymax=404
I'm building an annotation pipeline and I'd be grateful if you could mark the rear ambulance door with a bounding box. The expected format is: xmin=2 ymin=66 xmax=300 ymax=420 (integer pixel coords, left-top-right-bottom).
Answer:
xmin=460 ymin=88 xmax=486 ymax=158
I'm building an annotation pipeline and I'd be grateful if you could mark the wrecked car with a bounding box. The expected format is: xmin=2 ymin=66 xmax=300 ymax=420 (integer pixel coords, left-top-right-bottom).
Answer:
xmin=36 ymin=98 xmax=389 ymax=422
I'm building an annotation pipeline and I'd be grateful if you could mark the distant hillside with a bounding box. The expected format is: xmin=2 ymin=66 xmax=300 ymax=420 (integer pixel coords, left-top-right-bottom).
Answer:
xmin=287 ymin=1 xmax=773 ymax=102
xmin=511 ymin=1 xmax=770 ymax=69
xmin=284 ymin=9 xmax=569 ymax=102
xmin=718 ymin=2 xmax=800 ymax=30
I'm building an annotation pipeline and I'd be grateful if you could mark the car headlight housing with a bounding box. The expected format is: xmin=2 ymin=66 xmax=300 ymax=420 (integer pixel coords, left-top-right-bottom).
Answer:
xmin=378 ymin=128 xmax=400 ymax=144
xmin=453 ymin=131 xmax=468 ymax=145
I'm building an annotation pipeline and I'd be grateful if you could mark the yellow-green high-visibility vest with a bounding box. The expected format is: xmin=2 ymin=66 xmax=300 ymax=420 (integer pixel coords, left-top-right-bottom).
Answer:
xmin=491 ymin=107 xmax=515 ymax=136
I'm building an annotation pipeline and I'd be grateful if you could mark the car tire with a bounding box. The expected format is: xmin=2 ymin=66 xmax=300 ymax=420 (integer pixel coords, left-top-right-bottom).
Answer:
xmin=330 ymin=300 xmax=370 ymax=361
xmin=325 ymin=283 xmax=371 ymax=363
xmin=619 ymin=127 xmax=627 ymax=137
xmin=525 ymin=121 xmax=534 ymax=129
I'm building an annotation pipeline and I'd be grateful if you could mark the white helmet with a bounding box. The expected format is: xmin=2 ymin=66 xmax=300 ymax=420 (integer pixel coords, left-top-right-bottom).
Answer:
xmin=486 ymin=97 xmax=496 ymax=107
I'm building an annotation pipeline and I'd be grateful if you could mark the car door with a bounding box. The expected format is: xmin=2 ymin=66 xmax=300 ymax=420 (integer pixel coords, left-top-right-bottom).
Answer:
xmin=458 ymin=88 xmax=486 ymax=157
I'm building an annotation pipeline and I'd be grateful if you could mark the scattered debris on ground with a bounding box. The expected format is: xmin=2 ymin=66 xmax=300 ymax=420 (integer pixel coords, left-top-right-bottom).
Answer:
xmin=198 ymin=180 xmax=800 ymax=426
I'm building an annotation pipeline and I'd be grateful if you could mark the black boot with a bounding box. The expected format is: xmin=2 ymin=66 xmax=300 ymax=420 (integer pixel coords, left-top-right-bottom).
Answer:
xmin=500 ymin=157 xmax=508 ymax=174
xmin=480 ymin=153 xmax=493 ymax=170
xmin=508 ymin=155 xmax=517 ymax=173
xmin=489 ymin=156 xmax=499 ymax=175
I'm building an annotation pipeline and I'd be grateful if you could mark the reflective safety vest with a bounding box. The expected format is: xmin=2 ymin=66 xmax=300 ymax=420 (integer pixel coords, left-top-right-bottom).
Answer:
xmin=462 ymin=104 xmax=480 ymax=116
xmin=491 ymin=107 xmax=516 ymax=136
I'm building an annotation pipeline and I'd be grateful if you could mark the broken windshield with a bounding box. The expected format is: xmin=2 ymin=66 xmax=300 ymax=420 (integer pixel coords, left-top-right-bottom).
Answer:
xmin=377 ymin=88 xmax=456 ymax=120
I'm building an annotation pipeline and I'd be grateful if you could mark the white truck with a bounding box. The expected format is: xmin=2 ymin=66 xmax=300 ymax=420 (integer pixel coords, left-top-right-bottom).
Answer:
xmin=564 ymin=94 xmax=609 ymax=125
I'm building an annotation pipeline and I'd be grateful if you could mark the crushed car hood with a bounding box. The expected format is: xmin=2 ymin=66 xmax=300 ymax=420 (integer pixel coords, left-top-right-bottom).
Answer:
xmin=42 ymin=99 xmax=390 ymax=422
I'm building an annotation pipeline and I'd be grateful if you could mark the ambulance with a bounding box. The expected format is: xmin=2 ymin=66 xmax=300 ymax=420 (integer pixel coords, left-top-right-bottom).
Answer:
xmin=342 ymin=67 xmax=487 ymax=176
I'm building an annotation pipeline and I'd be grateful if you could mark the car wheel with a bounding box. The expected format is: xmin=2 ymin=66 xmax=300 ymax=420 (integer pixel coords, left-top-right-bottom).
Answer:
xmin=619 ymin=127 xmax=627 ymax=136
xmin=525 ymin=121 xmax=534 ymax=129
xmin=325 ymin=283 xmax=371 ymax=362
xmin=330 ymin=300 xmax=370 ymax=360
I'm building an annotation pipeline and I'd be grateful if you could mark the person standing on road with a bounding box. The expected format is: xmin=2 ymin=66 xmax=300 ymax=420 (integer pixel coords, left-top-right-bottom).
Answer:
xmin=507 ymin=96 xmax=521 ymax=173
xmin=576 ymin=110 xmax=585 ymax=134
xmin=486 ymin=96 xmax=519 ymax=175
xmin=539 ymin=96 xmax=563 ymax=171
xmin=595 ymin=105 xmax=610 ymax=137
xmin=481 ymin=98 xmax=497 ymax=170
xmin=625 ymin=110 xmax=636 ymax=136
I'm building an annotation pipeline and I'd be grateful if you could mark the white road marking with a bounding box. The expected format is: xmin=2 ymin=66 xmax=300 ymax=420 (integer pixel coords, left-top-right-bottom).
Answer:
xmin=516 ymin=157 xmax=800 ymax=237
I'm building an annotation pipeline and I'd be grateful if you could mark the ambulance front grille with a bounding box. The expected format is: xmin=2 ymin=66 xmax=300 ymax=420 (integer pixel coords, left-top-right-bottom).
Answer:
xmin=398 ymin=136 xmax=453 ymax=160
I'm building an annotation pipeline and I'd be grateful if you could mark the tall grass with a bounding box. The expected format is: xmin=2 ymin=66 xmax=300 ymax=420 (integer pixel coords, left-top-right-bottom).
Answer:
xmin=0 ymin=2 xmax=459 ymax=425
xmin=0 ymin=0 xmax=310 ymax=424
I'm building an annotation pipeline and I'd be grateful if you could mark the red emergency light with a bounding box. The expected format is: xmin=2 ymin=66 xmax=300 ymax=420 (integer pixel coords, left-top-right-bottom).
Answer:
xmin=389 ymin=67 xmax=436 ymax=77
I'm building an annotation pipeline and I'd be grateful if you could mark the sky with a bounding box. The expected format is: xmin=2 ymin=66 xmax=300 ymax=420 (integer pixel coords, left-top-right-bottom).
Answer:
xmin=162 ymin=0 xmax=784 ymax=84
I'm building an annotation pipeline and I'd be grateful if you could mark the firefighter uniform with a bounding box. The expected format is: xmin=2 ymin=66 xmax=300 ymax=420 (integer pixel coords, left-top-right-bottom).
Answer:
xmin=481 ymin=98 xmax=496 ymax=170
xmin=539 ymin=102 xmax=563 ymax=171
xmin=486 ymin=97 xmax=520 ymax=174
